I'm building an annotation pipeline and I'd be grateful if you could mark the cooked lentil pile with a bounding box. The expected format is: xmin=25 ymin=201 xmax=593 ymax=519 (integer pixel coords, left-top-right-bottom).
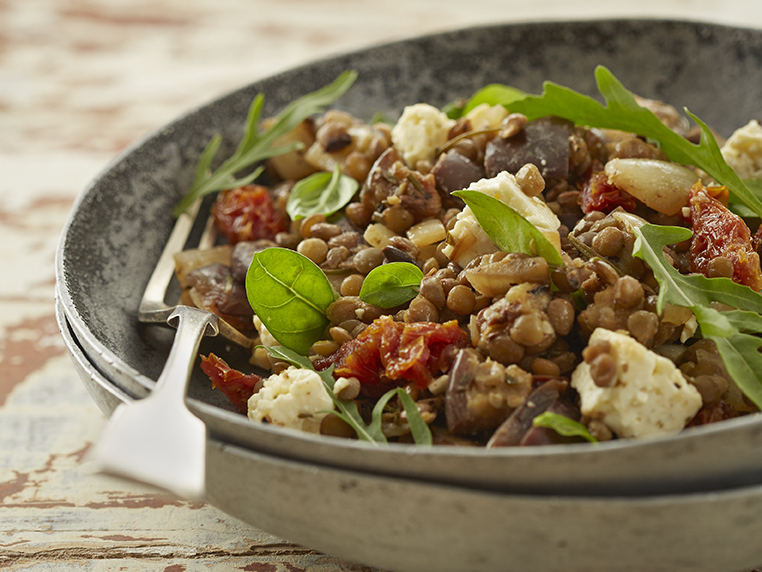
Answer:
xmin=175 ymin=75 xmax=762 ymax=446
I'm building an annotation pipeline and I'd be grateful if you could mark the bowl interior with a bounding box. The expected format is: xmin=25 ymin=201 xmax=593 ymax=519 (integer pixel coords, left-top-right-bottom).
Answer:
xmin=57 ymin=19 xmax=762 ymax=495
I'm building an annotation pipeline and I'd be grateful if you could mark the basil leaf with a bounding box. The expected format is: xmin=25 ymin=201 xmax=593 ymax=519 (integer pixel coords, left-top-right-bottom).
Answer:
xmin=359 ymin=262 xmax=424 ymax=308
xmin=286 ymin=164 xmax=359 ymax=220
xmin=509 ymin=66 xmax=762 ymax=219
xmin=532 ymin=412 xmax=598 ymax=443
xmin=462 ymin=83 xmax=526 ymax=115
xmin=452 ymin=189 xmax=563 ymax=265
xmin=632 ymin=223 xmax=762 ymax=409
xmin=175 ymin=70 xmax=358 ymax=216
xmin=258 ymin=345 xmax=384 ymax=443
xmin=246 ymin=247 xmax=337 ymax=355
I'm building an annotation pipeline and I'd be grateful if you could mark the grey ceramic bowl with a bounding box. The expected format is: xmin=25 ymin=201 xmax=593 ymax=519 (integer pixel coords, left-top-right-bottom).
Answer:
xmin=57 ymin=19 xmax=762 ymax=497
xmin=56 ymin=300 xmax=762 ymax=572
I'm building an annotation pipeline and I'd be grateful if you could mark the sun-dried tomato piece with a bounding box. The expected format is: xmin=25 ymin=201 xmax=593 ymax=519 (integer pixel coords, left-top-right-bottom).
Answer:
xmin=211 ymin=184 xmax=288 ymax=244
xmin=331 ymin=315 xmax=468 ymax=391
xmin=200 ymin=353 xmax=263 ymax=414
xmin=579 ymin=169 xmax=637 ymax=214
xmin=688 ymin=182 xmax=762 ymax=291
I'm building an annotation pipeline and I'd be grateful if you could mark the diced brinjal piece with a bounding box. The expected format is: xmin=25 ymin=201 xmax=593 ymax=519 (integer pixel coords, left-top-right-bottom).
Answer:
xmin=362 ymin=147 xmax=441 ymax=222
xmin=230 ymin=239 xmax=277 ymax=282
xmin=445 ymin=347 xmax=532 ymax=436
xmin=486 ymin=378 xmax=572 ymax=447
xmin=185 ymin=263 xmax=255 ymax=332
xmin=484 ymin=117 xmax=573 ymax=179
xmin=432 ymin=150 xmax=485 ymax=201
xmin=518 ymin=398 xmax=582 ymax=446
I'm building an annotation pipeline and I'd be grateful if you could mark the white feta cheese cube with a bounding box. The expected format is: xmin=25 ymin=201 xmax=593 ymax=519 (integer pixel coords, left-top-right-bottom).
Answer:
xmin=442 ymin=171 xmax=561 ymax=267
xmin=571 ymin=328 xmax=702 ymax=439
xmin=391 ymin=103 xmax=455 ymax=167
xmin=248 ymin=366 xmax=334 ymax=434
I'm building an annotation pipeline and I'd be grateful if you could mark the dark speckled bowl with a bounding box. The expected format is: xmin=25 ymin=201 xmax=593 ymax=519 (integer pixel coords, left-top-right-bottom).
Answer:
xmin=57 ymin=19 xmax=762 ymax=499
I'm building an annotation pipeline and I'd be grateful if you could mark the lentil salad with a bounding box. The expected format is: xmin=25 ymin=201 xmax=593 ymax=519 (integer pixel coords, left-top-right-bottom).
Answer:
xmin=174 ymin=68 xmax=762 ymax=447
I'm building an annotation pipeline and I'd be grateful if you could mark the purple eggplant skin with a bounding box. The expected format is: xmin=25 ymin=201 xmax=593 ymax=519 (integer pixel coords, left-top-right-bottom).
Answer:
xmin=432 ymin=150 xmax=486 ymax=202
xmin=486 ymin=378 xmax=583 ymax=447
xmin=484 ymin=117 xmax=573 ymax=180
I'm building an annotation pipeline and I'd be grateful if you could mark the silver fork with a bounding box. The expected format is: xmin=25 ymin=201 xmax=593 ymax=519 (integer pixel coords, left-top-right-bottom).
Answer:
xmin=88 ymin=198 xmax=250 ymax=500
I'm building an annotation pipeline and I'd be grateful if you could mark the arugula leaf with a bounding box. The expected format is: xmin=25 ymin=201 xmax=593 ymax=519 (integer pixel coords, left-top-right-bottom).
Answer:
xmin=461 ymin=83 xmax=526 ymax=116
xmin=532 ymin=412 xmax=598 ymax=443
xmin=359 ymin=262 xmax=424 ymax=308
xmin=452 ymin=189 xmax=563 ymax=265
xmin=258 ymin=345 xmax=383 ymax=443
xmin=632 ymin=223 xmax=762 ymax=409
xmin=367 ymin=387 xmax=432 ymax=446
xmin=509 ymin=66 xmax=762 ymax=219
xmin=730 ymin=179 xmax=762 ymax=218
xmin=174 ymin=70 xmax=358 ymax=216
xmin=395 ymin=388 xmax=433 ymax=445
xmin=632 ymin=225 xmax=762 ymax=315
xmin=259 ymin=345 xmax=431 ymax=445
xmin=286 ymin=164 xmax=359 ymax=220
xmin=246 ymin=247 xmax=337 ymax=355
xmin=442 ymin=83 xmax=526 ymax=119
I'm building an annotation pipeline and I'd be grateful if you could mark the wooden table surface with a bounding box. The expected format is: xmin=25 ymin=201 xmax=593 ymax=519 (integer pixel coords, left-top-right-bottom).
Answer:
xmin=4 ymin=0 xmax=762 ymax=570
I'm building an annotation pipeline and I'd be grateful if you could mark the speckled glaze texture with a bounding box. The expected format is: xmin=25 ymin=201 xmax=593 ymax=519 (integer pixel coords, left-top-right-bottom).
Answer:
xmin=57 ymin=20 xmax=762 ymax=498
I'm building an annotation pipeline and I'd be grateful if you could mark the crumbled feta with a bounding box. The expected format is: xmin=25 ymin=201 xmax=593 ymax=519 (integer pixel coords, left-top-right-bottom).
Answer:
xmin=391 ymin=103 xmax=455 ymax=167
xmin=253 ymin=315 xmax=278 ymax=347
xmin=248 ymin=366 xmax=334 ymax=434
xmin=721 ymin=120 xmax=762 ymax=179
xmin=442 ymin=171 xmax=562 ymax=267
xmin=571 ymin=329 xmax=702 ymax=439
xmin=464 ymin=103 xmax=509 ymax=130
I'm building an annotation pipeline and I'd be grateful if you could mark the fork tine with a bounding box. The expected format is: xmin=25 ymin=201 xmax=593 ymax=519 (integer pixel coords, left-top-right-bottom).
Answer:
xmin=139 ymin=198 xmax=203 ymax=321
xmin=139 ymin=198 xmax=253 ymax=349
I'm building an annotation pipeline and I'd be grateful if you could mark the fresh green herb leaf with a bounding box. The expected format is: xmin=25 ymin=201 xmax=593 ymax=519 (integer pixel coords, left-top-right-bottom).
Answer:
xmin=632 ymin=223 xmax=762 ymax=409
xmin=359 ymin=262 xmax=424 ymax=308
xmin=258 ymin=345 xmax=384 ymax=443
xmin=452 ymin=189 xmax=563 ymax=265
xmin=174 ymin=70 xmax=358 ymax=216
xmin=246 ymin=247 xmax=337 ymax=355
xmin=286 ymin=164 xmax=359 ymax=220
xmin=396 ymin=388 xmax=433 ymax=445
xmin=509 ymin=66 xmax=762 ymax=219
xmin=461 ymin=83 xmax=526 ymax=115
xmin=632 ymin=225 xmax=762 ymax=315
xmin=442 ymin=98 xmax=467 ymax=120
xmin=258 ymin=344 xmax=314 ymax=371
xmin=730 ymin=179 xmax=762 ymax=218
xmin=370 ymin=111 xmax=391 ymax=125
xmin=368 ymin=387 xmax=433 ymax=446
xmin=532 ymin=412 xmax=598 ymax=443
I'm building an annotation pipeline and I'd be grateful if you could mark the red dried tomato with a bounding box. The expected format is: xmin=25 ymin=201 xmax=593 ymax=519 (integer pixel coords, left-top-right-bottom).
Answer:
xmin=688 ymin=182 xmax=762 ymax=291
xmin=211 ymin=184 xmax=288 ymax=244
xmin=579 ymin=170 xmax=637 ymax=214
xmin=200 ymin=353 xmax=263 ymax=414
xmin=331 ymin=315 xmax=468 ymax=391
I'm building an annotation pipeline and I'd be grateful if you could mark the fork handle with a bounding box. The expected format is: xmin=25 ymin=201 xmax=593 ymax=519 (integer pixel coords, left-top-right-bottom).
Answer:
xmin=152 ymin=306 xmax=220 ymax=404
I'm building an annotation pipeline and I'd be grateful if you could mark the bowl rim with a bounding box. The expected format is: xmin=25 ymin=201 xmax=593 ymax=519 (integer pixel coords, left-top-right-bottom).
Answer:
xmin=54 ymin=16 xmax=762 ymax=472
